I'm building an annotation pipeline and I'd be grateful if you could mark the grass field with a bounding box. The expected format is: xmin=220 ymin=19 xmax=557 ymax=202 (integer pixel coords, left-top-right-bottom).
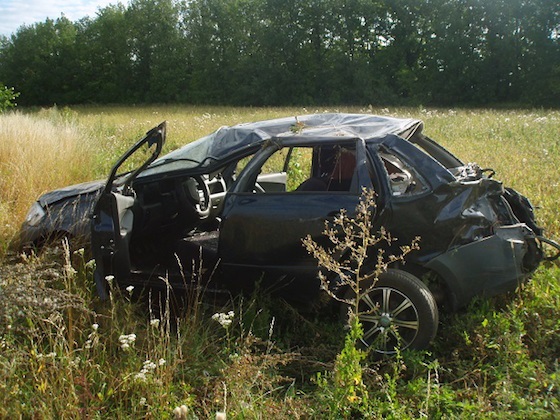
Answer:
xmin=0 ymin=106 xmax=559 ymax=418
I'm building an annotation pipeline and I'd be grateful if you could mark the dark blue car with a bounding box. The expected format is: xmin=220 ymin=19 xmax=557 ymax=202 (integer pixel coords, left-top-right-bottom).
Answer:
xmin=21 ymin=114 xmax=559 ymax=355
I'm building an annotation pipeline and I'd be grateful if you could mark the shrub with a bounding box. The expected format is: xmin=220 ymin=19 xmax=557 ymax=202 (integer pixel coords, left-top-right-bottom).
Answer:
xmin=0 ymin=85 xmax=19 ymax=112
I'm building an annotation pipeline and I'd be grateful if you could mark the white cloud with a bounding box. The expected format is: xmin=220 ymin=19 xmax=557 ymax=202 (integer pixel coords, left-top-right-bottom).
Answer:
xmin=0 ymin=0 xmax=120 ymax=37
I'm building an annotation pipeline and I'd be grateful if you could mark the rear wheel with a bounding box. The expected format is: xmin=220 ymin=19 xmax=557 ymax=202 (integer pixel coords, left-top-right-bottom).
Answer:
xmin=340 ymin=268 xmax=438 ymax=356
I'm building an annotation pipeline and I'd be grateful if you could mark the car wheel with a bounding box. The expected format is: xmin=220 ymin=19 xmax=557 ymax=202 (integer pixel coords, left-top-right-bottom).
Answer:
xmin=340 ymin=268 xmax=438 ymax=356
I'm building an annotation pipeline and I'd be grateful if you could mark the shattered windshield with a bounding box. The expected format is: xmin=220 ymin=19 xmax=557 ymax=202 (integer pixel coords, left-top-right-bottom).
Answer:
xmin=138 ymin=126 xmax=270 ymax=178
xmin=140 ymin=134 xmax=215 ymax=177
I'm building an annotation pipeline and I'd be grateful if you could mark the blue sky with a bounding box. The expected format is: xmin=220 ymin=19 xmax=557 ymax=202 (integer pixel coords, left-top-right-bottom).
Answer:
xmin=0 ymin=0 xmax=119 ymax=37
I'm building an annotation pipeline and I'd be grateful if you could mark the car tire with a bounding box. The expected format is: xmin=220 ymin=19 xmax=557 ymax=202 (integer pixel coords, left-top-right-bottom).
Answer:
xmin=340 ymin=268 xmax=438 ymax=356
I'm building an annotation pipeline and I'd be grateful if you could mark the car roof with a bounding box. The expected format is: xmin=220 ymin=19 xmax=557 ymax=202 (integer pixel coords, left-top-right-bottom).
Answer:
xmin=143 ymin=113 xmax=423 ymax=177
xmin=235 ymin=113 xmax=422 ymax=139
xmin=219 ymin=113 xmax=422 ymax=146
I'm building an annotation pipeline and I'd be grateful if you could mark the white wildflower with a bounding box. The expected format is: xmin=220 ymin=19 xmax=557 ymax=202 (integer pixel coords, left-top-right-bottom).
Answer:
xmin=211 ymin=311 xmax=235 ymax=329
xmin=126 ymin=285 xmax=134 ymax=293
xmin=134 ymin=371 xmax=147 ymax=382
xmin=73 ymin=248 xmax=85 ymax=256
xmin=150 ymin=318 xmax=160 ymax=328
xmin=173 ymin=405 xmax=190 ymax=419
xmin=143 ymin=360 xmax=157 ymax=372
xmin=139 ymin=397 xmax=147 ymax=406
xmin=133 ymin=359 xmax=163 ymax=382
xmin=92 ymin=323 xmax=99 ymax=331
xmin=118 ymin=333 xmax=136 ymax=350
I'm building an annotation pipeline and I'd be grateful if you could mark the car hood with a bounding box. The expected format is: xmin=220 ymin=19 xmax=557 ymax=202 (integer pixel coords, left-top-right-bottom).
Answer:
xmin=38 ymin=179 xmax=105 ymax=207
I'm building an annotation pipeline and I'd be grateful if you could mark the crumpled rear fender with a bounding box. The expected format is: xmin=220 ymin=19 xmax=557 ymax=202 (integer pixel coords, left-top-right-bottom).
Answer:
xmin=425 ymin=224 xmax=539 ymax=310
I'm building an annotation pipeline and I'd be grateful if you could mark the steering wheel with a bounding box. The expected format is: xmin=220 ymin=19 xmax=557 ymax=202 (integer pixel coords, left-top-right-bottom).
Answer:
xmin=176 ymin=175 xmax=211 ymax=219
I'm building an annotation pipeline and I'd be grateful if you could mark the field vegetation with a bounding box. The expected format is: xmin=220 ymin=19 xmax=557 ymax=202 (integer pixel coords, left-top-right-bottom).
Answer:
xmin=0 ymin=106 xmax=559 ymax=418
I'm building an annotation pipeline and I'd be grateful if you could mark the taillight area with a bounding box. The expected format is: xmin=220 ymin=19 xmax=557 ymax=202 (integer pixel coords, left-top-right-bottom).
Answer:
xmin=492 ymin=196 xmax=519 ymax=227
xmin=502 ymin=187 xmax=543 ymax=235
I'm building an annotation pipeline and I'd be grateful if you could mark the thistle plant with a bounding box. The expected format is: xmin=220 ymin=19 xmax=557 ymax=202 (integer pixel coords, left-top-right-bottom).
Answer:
xmin=303 ymin=188 xmax=419 ymax=415
xmin=303 ymin=188 xmax=419 ymax=321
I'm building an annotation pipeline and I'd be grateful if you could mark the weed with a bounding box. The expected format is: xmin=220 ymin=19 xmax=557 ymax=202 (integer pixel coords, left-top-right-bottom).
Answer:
xmin=303 ymin=188 xmax=421 ymax=417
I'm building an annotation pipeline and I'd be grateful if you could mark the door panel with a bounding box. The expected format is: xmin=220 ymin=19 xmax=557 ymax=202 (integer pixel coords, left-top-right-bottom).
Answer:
xmin=91 ymin=123 xmax=165 ymax=291
xmin=219 ymin=138 xmax=379 ymax=285
xmin=91 ymin=192 xmax=135 ymax=282
xmin=220 ymin=192 xmax=360 ymax=271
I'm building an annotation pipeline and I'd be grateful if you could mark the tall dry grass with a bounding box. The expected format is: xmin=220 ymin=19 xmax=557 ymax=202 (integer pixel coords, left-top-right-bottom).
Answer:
xmin=0 ymin=111 xmax=96 ymax=249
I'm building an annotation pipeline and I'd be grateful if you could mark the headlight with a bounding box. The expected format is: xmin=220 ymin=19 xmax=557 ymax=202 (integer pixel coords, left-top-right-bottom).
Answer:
xmin=24 ymin=202 xmax=46 ymax=226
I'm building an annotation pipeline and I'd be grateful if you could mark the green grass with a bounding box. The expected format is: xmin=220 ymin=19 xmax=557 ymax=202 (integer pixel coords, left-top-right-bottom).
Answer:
xmin=0 ymin=106 xmax=559 ymax=418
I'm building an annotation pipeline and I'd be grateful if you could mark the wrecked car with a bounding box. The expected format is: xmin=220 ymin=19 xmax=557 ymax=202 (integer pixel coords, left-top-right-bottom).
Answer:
xmin=20 ymin=113 xmax=560 ymax=355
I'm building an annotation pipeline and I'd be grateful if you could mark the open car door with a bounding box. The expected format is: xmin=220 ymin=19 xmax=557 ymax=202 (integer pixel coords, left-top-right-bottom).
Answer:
xmin=91 ymin=122 xmax=166 ymax=298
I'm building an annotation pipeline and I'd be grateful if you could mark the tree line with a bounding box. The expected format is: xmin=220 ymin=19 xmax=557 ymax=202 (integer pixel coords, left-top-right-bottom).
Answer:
xmin=0 ymin=0 xmax=559 ymax=107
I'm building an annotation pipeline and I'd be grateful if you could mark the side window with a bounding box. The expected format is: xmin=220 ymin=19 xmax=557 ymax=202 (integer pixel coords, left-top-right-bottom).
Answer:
xmin=284 ymin=147 xmax=313 ymax=191
xmin=379 ymin=150 xmax=428 ymax=196
xmin=252 ymin=146 xmax=311 ymax=192
xmin=251 ymin=144 xmax=357 ymax=193
xmin=234 ymin=154 xmax=256 ymax=176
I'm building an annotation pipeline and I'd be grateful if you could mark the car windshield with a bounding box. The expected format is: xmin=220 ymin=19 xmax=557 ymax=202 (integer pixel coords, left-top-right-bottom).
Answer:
xmin=139 ymin=134 xmax=215 ymax=177
xmin=138 ymin=126 xmax=269 ymax=177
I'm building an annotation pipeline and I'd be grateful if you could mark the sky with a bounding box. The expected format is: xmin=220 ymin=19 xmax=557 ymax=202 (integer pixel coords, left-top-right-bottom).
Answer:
xmin=0 ymin=0 xmax=119 ymax=37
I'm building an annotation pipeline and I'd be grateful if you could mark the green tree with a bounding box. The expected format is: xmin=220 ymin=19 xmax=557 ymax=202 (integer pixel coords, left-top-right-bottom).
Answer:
xmin=75 ymin=5 xmax=133 ymax=103
xmin=0 ymin=0 xmax=559 ymax=106
xmin=412 ymin=0 xmax=487 ymax=104
xmin=0 ymin=17 xmax=79 ymax=105
xmin=183 ymin=0 xmax=263 ymax=103
xmin=517 ymin=0 xmax=560 ymax=104
xmin=126 ymin=0 xmax=187 ymax=102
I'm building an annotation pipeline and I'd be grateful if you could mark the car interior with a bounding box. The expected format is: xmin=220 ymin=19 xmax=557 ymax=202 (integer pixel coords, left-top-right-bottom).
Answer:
xmin=121 ymin=139 xmax=427 ymax=282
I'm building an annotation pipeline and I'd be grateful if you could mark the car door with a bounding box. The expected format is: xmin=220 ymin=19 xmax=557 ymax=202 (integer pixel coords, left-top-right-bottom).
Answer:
xmin=91 ymin=123 xmax=165 ymax=298
xmin=219 ymin=137 xmax=375 ymax=279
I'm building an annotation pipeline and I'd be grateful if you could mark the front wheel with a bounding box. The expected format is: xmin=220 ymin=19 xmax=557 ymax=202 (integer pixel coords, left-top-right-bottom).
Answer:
xmin=340 ymin=268 xmax=439 ymax=356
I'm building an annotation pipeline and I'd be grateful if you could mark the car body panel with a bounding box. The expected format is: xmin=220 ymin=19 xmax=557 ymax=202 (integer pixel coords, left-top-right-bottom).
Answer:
xmin=220 ymin=193 xmax=361 ymax=269
xmin=91 ymin=123 xmax=165 ymax=292
xmin=19 ymin=183 xmax=102 ymax=248
xmin=425 ymin=224 xmax=534 ymax=308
